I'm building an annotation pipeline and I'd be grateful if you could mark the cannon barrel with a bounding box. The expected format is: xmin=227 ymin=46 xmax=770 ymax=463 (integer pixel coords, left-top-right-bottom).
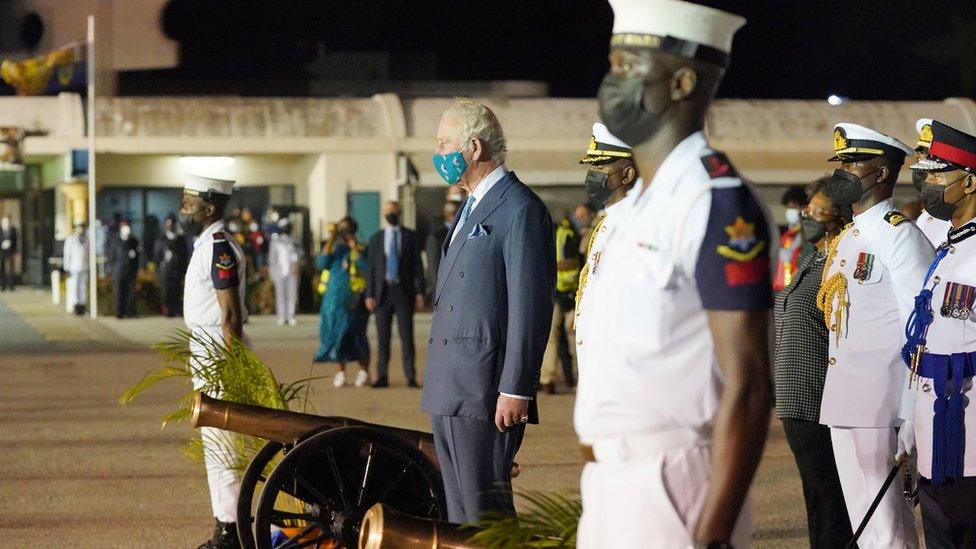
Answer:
xmin=190 ymin=392 xmax=439 ymax=464
xmin=358 ymin=503 xmax=481 ymax=549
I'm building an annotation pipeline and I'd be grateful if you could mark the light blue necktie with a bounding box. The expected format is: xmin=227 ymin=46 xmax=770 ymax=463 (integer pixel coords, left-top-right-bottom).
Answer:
xmin=386 ymin=229 xmax=399 ymax=281
xmin=452 ymin=195 xmax=476 ymax=244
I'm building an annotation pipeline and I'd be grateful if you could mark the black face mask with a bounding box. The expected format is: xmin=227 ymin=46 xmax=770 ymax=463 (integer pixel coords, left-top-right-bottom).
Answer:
xmin=178 ymin=212 xmax=203 ymax=236
xmin=824 ymin=168 xmax=881 ymax=205
xmin=597 ymin=73 xmax=670 ymax=147
xmin=801 ymin=216 xmax=828 ymax=244
xmin=584 ymin=169 xmax=628 ymax=204
xmin=920 ymin=175 xmax=967 ymax=221
xmin=385 ymin=213 xmax=400 ymax=226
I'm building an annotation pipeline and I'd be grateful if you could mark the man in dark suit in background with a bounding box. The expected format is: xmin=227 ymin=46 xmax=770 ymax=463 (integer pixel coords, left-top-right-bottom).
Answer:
xmin=0 ymin=216 xmax=17 ymax=291
xmin=424 ymin=201 xmax=459 ymax=301
xmin=109 ymin=219 xmax=141 ymax=318
xmin=366 ymin=200 xmax=425 ymax=388
xmin=422 ymin=98 xmax=554 ymax=523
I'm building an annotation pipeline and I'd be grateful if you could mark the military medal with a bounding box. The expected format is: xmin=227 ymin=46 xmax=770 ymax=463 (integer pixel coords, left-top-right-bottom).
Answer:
xmin=853 ymin=252 xmax=874 ymax=282
xmin=941 ymin=282 xmax=976 ymax=319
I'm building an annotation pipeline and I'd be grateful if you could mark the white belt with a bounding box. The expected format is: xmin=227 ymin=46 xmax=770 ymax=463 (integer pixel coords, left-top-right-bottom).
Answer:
xmin=585 ymin=427 xmax=710 ymax=463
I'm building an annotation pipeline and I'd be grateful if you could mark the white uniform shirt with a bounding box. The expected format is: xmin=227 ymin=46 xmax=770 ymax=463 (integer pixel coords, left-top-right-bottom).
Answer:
xmin=574 ymin=195 xmax=630 ymax=333
xmin=268 ymin=233 xmax=299 ymax=279
xmin=574 ymin=132 xmax=775 ymax=443
xmin=184 ymin=221 xmax=248 ymax=329
xmin=917 ymin=210 xmax=953 ymax=248
xmin=819 ymin=200 xmax=934 ymax=428
xmin=63 ymin=232 xmax=89 ymax=273
xmin=910 ymin=221 xmax=976 ymax=479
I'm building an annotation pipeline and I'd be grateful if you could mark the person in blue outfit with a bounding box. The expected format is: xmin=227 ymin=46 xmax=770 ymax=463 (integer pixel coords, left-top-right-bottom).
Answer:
xmin=313 ymin=216 xmax=371 ymax=388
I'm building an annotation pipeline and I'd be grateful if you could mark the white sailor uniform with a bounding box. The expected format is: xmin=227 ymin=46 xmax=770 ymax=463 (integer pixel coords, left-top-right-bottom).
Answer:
xmin=574 ymin=132 xmax=773 ymax=548
xmin=63 ymin=230 xmax=89 ymax=310
xmin=184 ymin=220 xmax=248 ymax=523
xmin=818 ymin=199 xmax=932 ymax=548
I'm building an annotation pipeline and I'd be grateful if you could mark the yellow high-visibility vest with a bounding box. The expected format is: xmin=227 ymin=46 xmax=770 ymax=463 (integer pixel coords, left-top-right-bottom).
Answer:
xmin=555 ymin=219 xmax=580 ymax=293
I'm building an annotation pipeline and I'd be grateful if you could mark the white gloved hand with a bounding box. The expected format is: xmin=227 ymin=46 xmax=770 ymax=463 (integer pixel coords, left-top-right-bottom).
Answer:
xmin=896 ymin=420 xmax=916 ymax=462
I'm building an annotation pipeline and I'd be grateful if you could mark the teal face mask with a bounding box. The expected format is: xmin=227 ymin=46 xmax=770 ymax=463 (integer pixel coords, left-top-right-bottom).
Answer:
xmin=433 ymin=143 xmax=469 ymax=184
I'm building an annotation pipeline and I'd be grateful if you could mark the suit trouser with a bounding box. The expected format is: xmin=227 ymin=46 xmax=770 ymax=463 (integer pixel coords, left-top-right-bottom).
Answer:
xmin=375 ymin=283 xmax=415 ymax=381
xmin=190 ymin=327 xmax=241 ymax=523
xmin=830 ymin=426 xmax=919 ymax=548
xmin=577 ymin=433 xmax=752 ymax=549
xmin=0 ymin=253 xmax=13 ymax=290
xmin=540 ymin=301 xmax=575 ymax=385
xmin=781 ymin=419 xmax=853 ymax=549
xmin=918 ymin=476 xmax=976 ymax=549
xmin=114 ymin=273 xmax=135 ymax=317
xmin=430 ymin=414 xmax=524 ymax=524
xmin=272 ymin=273 xmax=298 ymax=322
xmin=66 ymin=271 xmax=89 ymax=309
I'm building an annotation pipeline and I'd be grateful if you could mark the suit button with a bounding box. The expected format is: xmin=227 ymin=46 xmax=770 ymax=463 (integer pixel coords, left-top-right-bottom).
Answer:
xmin=923 ymin=383 xmax=931 ymax=393
xmin=459 ymin=272 xmax=464 ymax=278
xmin=448 ymin=305 xmax=454 ymax=311
xmin=577 ymin=338 xmax=583 ymax=346
xmin=853 ymin=229 xmax=860 ymax=236
xmin=442 ymin=339 xmax=448 ymax=345
xmin=840 ymin=259 xmax=846 ymax=267
xmin=428 ymin=338 xmax=433 ymax=344
xmin=829 ymin=358 xmax=836 ymax=365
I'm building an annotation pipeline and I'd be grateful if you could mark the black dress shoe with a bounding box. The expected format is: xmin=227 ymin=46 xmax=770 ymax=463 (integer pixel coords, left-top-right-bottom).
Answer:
xmin=196 ymin=519 xmax=240 ymax=549
xmin=407 ymin=379 xmax=420 ymax=388
xmin=371 ymin=378 xmax=389 ymax=388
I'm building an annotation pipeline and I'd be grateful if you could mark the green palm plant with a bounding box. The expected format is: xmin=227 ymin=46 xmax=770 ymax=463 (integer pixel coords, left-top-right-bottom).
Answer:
xmin=466 ymin=490 xmax=582 ymax=548
xmin=119 ymin=329 xmax=318 ymax=470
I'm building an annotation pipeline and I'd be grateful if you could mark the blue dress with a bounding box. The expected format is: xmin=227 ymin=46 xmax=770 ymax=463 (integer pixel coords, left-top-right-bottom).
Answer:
xmin=313 ymin=243 xmax=370 ymax=363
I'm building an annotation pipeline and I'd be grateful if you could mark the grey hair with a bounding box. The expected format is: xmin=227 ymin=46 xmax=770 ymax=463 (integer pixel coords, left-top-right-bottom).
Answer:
xmin=443 ymin=98 xmax=507 ymax=163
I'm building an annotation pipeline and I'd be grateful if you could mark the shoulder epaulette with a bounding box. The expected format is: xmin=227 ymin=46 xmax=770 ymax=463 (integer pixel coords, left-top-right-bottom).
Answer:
xmin=700 ymin=151 xmax=738 ymax=179
xmin=884 ymin=211 xmax=909 ymax=227
xmin=212 ymin=231 xmax=226 ymax=240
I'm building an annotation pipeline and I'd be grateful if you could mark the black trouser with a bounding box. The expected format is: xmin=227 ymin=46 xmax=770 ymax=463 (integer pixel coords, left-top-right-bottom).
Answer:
xmin=375 ymin=282 xmax=415 ymax=382
xmin=114 ymin=272 xmax=136 ymax=318
xmin=554 ymin=292 xmax=575 ymax=385
xmin=781 ymin=418 xmax=853 ymax=549
xmin=159 ymin=269 xmax=182 ymax=316
xmin=0 ymin=252 xmax=13 ymax=290
xmin=919 ymin=475 xmax=976 ymax=549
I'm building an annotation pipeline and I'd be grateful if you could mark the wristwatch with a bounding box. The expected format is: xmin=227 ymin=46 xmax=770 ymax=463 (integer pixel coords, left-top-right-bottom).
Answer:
xmin=694 ymin=542 xmax=733 ymax=549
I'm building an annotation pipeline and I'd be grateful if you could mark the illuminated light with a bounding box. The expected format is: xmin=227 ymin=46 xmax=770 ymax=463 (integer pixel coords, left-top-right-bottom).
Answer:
xmin=827 ymin=94 xmax=847 ymax=106
xmin=179 ymin=156 xmax=235 ymax=170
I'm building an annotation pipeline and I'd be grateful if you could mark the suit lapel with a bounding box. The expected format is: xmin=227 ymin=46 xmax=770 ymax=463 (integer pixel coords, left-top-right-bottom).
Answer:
xmin=435 ymin=174 xmax=516 ymax=301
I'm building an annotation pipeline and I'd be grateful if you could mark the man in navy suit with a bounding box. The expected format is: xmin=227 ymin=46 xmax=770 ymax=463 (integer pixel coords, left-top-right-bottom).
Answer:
xmin=422 ymin=98 xmax=555 ymax=523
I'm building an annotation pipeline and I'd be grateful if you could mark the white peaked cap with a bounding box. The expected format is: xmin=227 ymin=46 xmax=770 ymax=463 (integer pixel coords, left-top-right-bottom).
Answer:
xmin=183 ymin=173 xmax=235 ymax=197
xmin=830 ymin=122 xmax=913 ymax=162
xmin=609 ymin=0 xmax=745 ymax=55
xmin=592 ymin=123 xmax=630 ymax=150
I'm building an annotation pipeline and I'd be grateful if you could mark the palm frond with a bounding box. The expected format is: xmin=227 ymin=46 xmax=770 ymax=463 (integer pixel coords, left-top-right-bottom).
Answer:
xmin=121 ymin=328 xmax=314 ymax=473
xmin=467 ymin=489 xmax=581 ymax=548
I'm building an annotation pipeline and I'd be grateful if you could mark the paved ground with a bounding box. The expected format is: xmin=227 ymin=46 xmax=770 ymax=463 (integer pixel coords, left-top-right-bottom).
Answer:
xmin=0 ymin=289 xmax=807 ymax=548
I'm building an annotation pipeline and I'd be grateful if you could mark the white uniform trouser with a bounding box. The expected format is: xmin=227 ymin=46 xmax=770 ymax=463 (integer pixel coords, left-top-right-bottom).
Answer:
xmin=189 ymin=326 xmax=241 ymax=523
xmin=66 ymin=270 xmax=88 ymax=309
xmin=577 ymin=430 xmax=752 ymax=549
xmin=272 ymin=273 xmax=298 ymax=322
xmin=830 ymin=426 xmax=918 ymax=548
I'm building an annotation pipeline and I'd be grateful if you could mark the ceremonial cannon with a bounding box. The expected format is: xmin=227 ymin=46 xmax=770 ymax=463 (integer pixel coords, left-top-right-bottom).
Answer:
xmin=191 ymin=392 xmax=447 ymax=548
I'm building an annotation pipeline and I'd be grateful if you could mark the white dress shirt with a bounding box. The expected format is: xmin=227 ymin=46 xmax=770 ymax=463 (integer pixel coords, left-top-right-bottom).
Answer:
xmin=449 ymin=165 xmax=509 ymax=245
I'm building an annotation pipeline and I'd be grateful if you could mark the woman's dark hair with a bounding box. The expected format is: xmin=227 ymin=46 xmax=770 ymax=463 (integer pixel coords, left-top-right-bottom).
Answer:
xmin=338 ymin=216 xmax=358 ymax=234
xmin=781 ymin=185 xmax=808 ymax=207
xmin=807 ymin=176 xmax=853 ymax=225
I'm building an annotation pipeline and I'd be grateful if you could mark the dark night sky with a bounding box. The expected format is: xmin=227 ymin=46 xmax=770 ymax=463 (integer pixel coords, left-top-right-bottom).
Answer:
xmin=150 ymin=0 xmax=976 ymax=100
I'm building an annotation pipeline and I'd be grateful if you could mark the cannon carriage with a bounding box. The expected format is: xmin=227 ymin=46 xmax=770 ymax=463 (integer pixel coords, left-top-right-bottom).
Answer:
xmin=191 ymin=392 xmax=492 ymax=549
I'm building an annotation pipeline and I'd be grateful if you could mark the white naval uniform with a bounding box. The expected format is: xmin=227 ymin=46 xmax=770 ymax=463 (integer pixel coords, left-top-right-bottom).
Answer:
xmin=63 ymin=232 xmax=89 ymax=309
xmin=917 ymin=210 xmax=953 ymax=248
xmin=184 ymin=220 xmax=248 ymax=523
xmin=574 ymin=132 xmax=773 ymax=548
xmin=819 ymin=199 xmax=932 ymax=548
xmin=909 ymin=223 xmax=976 ymax=481
xmin=268 ymin=232 xmax=300 ymax=323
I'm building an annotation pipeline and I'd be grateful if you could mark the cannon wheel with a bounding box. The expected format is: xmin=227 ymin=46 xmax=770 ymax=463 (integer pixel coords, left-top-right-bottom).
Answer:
xmin=254 ymin=426 xmax=447 ymax=549
xmin=237 ymin=440 xmax=288 ymax=549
